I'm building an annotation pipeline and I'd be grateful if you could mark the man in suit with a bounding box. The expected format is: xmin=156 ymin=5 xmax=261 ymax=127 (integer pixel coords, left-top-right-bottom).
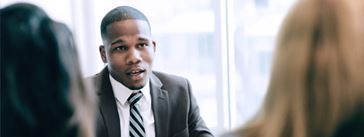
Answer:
xmin=89 ymin=6 xmax=213 ymax=137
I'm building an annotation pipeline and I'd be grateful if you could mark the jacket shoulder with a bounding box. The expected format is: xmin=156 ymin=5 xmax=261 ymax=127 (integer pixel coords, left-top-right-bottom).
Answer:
xmin=152 ymin=71 xmax=190 ymax=89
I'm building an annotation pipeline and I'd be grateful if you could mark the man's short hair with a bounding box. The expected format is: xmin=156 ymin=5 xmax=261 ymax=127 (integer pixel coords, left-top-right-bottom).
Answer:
xmin=100 ymin=6 xmax=151 ymax=41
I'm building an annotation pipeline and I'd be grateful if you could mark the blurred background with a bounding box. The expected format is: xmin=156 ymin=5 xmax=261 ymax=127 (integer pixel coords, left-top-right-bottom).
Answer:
xmin=1 ymin=0 xmax=296 ymax=135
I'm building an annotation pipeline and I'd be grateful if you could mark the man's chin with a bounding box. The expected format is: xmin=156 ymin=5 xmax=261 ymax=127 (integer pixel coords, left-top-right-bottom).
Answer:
xmin=125 ymin=76 xmax=148 ymax=90
xmin=127 ymin=82 xmax=146 ymax=90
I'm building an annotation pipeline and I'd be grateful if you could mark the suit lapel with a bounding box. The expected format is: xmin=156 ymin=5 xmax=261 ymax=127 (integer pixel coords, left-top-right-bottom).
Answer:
xmin=97 ymin=68 xmax=121 ymax=137
xmin=150 ymin=73 xmax=170 ymax=137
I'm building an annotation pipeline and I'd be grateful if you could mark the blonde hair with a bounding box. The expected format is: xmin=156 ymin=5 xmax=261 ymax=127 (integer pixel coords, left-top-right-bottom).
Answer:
xmin=238 ymin=0 xmax=364 ymax=137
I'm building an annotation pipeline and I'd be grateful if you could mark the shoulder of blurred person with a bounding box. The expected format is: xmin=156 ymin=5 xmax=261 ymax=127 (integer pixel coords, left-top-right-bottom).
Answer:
xmin=1 ymin=3 xmax=95 ymax=137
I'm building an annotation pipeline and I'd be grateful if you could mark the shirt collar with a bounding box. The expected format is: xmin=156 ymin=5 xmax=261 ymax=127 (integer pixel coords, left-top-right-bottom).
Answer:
xmin=109 ymin=74 xmax=150 ymax=105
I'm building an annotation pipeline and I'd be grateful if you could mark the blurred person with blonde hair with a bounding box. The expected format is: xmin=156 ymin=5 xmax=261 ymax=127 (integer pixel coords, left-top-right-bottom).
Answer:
xmin=1 ymin=3 xmax=95 ymax=137
xmin=224 ymin=0 xmax=364 ymax=137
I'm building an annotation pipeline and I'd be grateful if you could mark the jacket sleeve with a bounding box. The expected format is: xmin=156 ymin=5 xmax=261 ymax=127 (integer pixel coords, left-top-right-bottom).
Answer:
xmin=186 ymin=79 xmax=215 ymax=137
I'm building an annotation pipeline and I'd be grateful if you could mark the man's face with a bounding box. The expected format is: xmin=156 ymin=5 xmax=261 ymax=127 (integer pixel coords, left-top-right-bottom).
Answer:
xmin=100 ymin=19 xmax=156 ymax=90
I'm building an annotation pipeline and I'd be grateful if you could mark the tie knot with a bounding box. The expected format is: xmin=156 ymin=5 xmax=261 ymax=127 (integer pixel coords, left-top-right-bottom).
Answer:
xmin=127 ymin=91 xmax=143 ymax=106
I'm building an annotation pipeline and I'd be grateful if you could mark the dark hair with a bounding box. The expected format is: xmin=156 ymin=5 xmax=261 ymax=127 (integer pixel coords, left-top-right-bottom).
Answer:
xmin=100 ymin=6 xmax=150 ymax=41
xmin=1 ymin=3 xmax=94 ymax=137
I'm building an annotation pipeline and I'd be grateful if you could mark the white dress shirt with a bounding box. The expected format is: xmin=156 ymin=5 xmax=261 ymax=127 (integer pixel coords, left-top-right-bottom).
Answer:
xmin=109 ymin=75 xmax=155 ymax=137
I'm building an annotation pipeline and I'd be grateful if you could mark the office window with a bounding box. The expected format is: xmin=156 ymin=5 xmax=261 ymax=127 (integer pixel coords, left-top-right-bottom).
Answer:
xmin=231 ymin=0 xmax=296 ymax=128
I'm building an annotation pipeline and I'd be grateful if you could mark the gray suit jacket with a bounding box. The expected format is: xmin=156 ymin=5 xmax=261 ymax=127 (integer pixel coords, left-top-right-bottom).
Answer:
xmin=89 ymin=68 xmax=214 ymax=137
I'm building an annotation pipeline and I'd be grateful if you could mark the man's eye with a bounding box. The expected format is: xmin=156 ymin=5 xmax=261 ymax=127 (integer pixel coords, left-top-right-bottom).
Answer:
xmin=137 ymin=43 xmax=148 ymax=48
xmin=115 ymin=46 xmax=127 ymax=51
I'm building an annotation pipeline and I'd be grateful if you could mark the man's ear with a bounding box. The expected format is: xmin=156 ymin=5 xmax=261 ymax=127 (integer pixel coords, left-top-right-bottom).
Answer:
xmin=152 ymin=41 xmax=156 ymax=52
xmin=99 ymin=45 xmax=107 ymax=63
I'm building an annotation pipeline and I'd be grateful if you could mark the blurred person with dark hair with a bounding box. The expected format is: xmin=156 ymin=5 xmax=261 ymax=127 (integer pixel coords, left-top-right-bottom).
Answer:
xmin=1 ymin=3 xmax=95 ymax=137
xmin=224 ymin=0 xmax=364 ymax=137
xmin=90 ymin=6 xmax=213 ymax=137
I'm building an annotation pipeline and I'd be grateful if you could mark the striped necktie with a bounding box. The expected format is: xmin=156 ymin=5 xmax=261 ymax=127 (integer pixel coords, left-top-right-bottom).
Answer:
xmin=127 ymin=91 xmax=145 ymax=137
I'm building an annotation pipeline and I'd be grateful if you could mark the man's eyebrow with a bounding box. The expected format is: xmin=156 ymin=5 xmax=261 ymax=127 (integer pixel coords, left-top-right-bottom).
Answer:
xmin=138 ymin=37 xmax=149 ymax=41
xmin=111 ymin=39 xmax=124 ymax=45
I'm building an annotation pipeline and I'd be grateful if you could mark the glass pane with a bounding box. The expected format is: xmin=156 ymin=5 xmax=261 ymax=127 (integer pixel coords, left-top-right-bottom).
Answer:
xmin=232 ymin=0 xmax=296 ymax=127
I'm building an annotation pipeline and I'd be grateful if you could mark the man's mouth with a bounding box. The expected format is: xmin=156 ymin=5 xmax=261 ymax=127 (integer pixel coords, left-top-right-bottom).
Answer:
xmin=126 ymin=68 xmax=146 ymax=80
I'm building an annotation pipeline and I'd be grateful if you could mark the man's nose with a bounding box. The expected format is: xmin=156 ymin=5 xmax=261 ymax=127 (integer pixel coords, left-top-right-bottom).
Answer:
xmin=126 ymin=49 xmax=142 ymax=65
